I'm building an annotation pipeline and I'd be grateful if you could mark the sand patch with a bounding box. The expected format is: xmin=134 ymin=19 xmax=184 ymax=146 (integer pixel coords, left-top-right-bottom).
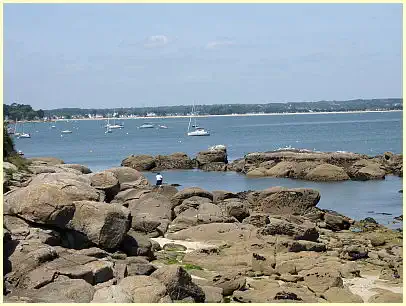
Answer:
xmin=151 ymin=237 xmax=217 ymax=253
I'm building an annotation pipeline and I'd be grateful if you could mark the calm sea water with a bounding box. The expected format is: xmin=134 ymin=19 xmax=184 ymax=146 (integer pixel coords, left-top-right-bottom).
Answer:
xmin=13 ymin=111 xmax=403 ymax=227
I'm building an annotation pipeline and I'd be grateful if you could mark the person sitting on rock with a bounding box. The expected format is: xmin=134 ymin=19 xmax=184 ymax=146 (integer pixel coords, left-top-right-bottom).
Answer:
xmin=155 ymin=172 xmax=163 ymax=186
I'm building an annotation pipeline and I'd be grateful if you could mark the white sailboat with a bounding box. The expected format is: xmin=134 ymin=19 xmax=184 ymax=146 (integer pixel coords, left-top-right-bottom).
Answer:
xmin=106 ymin=111 xmax=124 ymax=129
xmin=17 ymin=119 xmax=31 ymax=138
xmin=187 ymin=103 xmax=210 ymax=136
xmin=139 ymin=122 xmax=155 ymax=129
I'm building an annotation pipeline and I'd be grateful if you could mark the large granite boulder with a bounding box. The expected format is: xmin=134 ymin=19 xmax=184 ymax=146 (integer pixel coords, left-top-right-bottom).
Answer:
xmin=155 ymin=153 xmax=194 ymax=170
xmin=121 ymin=154 xmax=156 ymax=171
xmin=171 ymin=187 xmax=214 ymax=208
xmin=66 ymin=200 xmax=131 ymax=249
xmin=304 ymin=164 xmax=350 ymax=181
xmin=105 ymin=167 xmax=150 ymax=190
xmin=258 ymin=187 xmax=320 ymax=215
xmin=90 ymin=171 xmax=120 ymax=202
xmin=128 ymin=193 xmax=172 ymax=236
xmin=195 ymin=148 xmax=228 ymax=171
xmin=117 ymin=275 xmax=167 ymax=303
xmin=4 ymin=183 xmax=76 ymax=228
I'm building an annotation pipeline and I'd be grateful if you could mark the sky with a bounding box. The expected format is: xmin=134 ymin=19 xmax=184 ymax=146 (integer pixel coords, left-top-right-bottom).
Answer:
xmin=4 ymin=3 xmax=402 ymax=110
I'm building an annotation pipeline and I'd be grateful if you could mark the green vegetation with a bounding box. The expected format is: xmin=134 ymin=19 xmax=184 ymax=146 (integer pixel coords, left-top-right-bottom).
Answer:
xmin=182 ymin=264 xmax=203 ymax=271
xmin=4 ymin=103 xmax=44 ymax=121
xmin=42 ymin=98 xmax=402 ymax=118
xmin=3 ymin=121 xmax=15 ymax=158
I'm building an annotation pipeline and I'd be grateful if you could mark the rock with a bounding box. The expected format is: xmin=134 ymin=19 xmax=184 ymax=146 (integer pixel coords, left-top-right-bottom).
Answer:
xmin=92 ymin=285 xmax=132 ymax=303
xmin=226 ymin=158 xmax=245 ymax=172
xmin=17 ymin=279 xmax=95 ymax=303
xmin=258 ymin=187 xmax=320 ymax=215
xmin=155 ymin=152 xmax=194 ymax=170
xmin=324 ymin=212 xmax=351 ymax=231
xmin=105 ymin=167 xmax=148 ymax=186
xmin=59 ymin=164 xmax=92 ymax=174
xmin=350 ymin=160 xmax=386 ymax=180
xmin=259 ymin=217 xmax=319 ymax=242
xmin=163 ymin=243 xmax=187 ymax=252
xmin=127 ymin=261 xmax=156 ymax=276
xmin=151 ymin=265 xmax=205 ymax=302
xmin=369 ymin=233 xmax=387 ymax=247
xmin=90 ymin=171 xmax=120 ymax=202
xmin=210 ymin=271 xmax=246 ymax=296
xmin=323 ymin=287 xmax=363 ymax=302
xmin=339 ymin=262 xmax=360 ymax=278
xmin=4 ymin=183 xmax=76 ymax=228
xmin=67 ymin=200 xmax=130 ymax=249
xmin=223 ymin=199 xmax=250 ymax=222
xmin=121 ymin=154 xmax=156 ymax=171
xmin=201 ymin=162 xmax=228 ymax=171
xmin=242 ymin=213 xmax=270 ymax=228
xmin=201 ymin=285 xmax=223 ymax=303
xmin=28 ymin=157 xmax=65 ymax=165
xmin=129 ymin=193 xmax=172 ymax=235
xmin=3 ymin=215 xmax=61 ymax=245
xmin=174 ymin=196 xmax=212 ymax=216
xmin=120 ymin=230 xmax=153 ymax=258
xmin=196 ymin=150 xmax=228 ymax=166
xmin=149 ymin=185 xmax=179 ymax=198
xmin=304 ymin=164 xmax=350 ymax=181
xmin=3 ymin=161 xmax=18 ymax=172
xmin=251 ymin=253 xmax=276 ymax=275
xmin=246 ymin=168 xmax=267 ymax=177
xmin=275 ymin=274 xmax=304 ymax=283
xmin=212 ymin=190 xmax=238 ymax=203
xmin=300 ymin=266 xmax=343 ymax=294
xmin=287 ymin=240 xmax=326 ymax=252
xmin=368 ymin=290 xmax=403 ymax=303
xmin=171 ymin=187 xmax=214 ymax=208
xmin=118 ymin=275 xmax=167 ymax=302
xmin=340 ymin=245 xmax=368 ymax=260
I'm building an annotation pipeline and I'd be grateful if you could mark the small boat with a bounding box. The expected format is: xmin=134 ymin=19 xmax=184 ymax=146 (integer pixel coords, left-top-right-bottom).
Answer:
xmin=17 ymin=150 xmax=24 ymax=156
xmin=158 ymin=125 xmax=168 ymax=129
xmin=108 ymin=124 xmax=124 ymax=129
xmin=139 ymin=123 xmax=155 ymax=129
xmin=187 ymin=102 xmax=210 ymax=136
xmin=105 ymin=127 xmax=112 ymax=134
xmin=51 ymin=125 xmax=56 ymax=129
xmin=187 ymin=127 xmax=210 ymax=136
xmin=61 ymin=130 xmax=72 ymax=134
xmin=18 ymin=133 xmax=31 ymax=139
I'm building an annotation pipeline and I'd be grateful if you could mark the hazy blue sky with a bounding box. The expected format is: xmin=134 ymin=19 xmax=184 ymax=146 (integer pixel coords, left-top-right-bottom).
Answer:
xmin=4 ymin=4 xmax=402 ymax=109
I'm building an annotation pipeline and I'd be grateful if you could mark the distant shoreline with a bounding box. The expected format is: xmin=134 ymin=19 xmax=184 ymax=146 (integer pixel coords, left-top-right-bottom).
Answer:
xmin=12 ymin=109 xmax=403 ymax=123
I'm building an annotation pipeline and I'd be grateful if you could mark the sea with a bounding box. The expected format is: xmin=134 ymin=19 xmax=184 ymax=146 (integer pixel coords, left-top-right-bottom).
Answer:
xmin=13 ymin=111 xmax=403 ymax=228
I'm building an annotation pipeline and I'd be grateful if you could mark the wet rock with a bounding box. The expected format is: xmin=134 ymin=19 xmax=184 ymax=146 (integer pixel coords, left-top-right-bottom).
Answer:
xmin=324 ymin=212 xmax=351 ymax=231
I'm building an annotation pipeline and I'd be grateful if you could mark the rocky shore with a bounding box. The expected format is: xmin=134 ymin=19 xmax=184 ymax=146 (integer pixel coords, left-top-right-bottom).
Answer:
xmin=3 ymin=153 xmax=403 ymax=303
xmin=121 ymin=146 xmax=402 ymax=181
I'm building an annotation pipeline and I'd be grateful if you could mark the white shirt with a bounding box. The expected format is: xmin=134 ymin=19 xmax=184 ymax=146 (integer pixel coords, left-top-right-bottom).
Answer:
xmin=156 ymin=174 xmax=163 ymax=181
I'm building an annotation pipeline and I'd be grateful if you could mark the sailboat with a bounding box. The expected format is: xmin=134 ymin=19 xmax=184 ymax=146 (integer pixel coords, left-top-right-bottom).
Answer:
xmin=187 ymin=103 xmax=210 ymax=136
xmin=106 ymin=111 xmax=124 ymax=129
xmin=17 ymin=118 xmax=31 ymax=138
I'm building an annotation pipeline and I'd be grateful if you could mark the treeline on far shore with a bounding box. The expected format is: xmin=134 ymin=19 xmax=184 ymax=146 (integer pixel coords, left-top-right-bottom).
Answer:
xmin=4 ymin=98 xmax=403 ymax=121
